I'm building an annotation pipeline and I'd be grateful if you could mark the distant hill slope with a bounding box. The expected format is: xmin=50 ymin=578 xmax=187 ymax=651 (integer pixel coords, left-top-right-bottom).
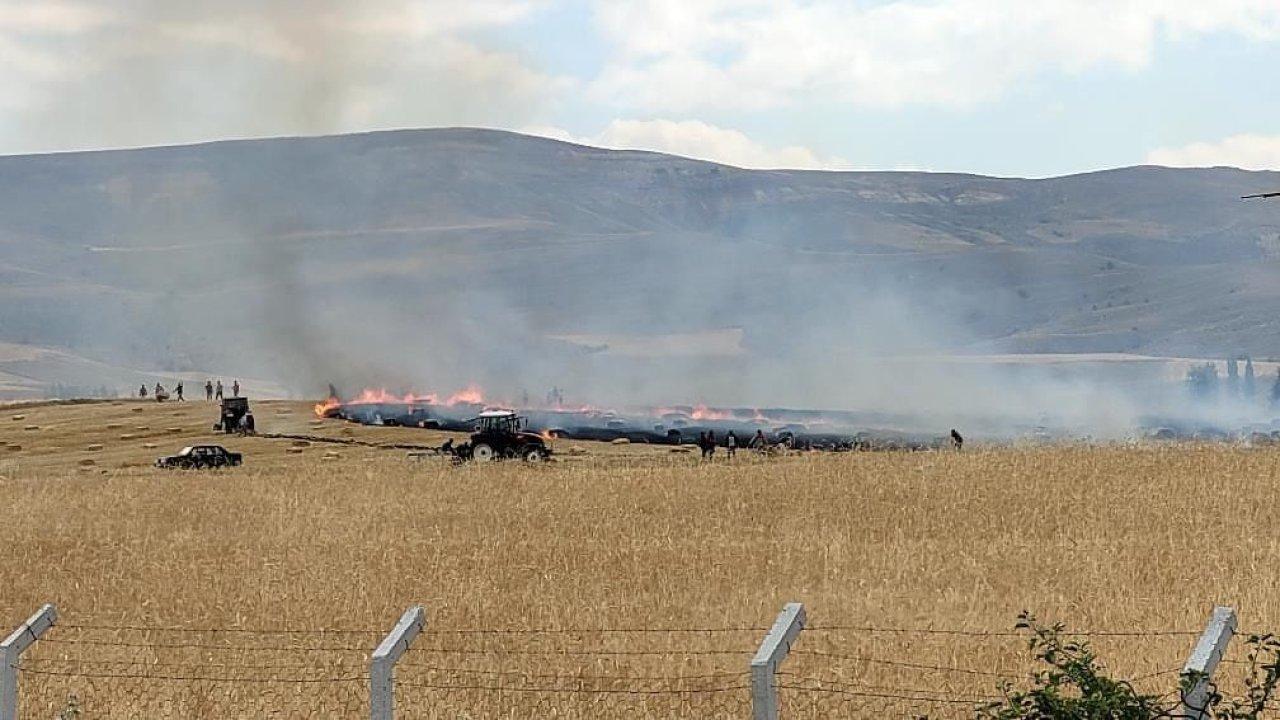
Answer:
xmin=0 ymin=127 xmax=1277 ymax=397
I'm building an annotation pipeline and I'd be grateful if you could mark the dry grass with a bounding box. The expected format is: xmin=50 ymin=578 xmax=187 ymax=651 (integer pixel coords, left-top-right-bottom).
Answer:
xmin=2 ymin=399 xmax=1280 ymax=717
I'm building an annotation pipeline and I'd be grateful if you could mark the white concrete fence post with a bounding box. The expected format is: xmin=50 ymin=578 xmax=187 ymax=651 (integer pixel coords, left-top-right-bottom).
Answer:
xmin=370 ymin=605 xmax=425 ymax=720
xmin=0 ymin=604 xmax=58 ymax=720
xmin=1179 ymin=605 xmax=1236 ymax=719
xmin=750 ymin=602 xmax=806 ymax=720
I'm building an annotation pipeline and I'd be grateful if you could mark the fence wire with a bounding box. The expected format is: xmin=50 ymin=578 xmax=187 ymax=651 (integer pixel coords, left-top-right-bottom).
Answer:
xmin=8 ymin=616 xmax=1253 ymax=719
xmin=16 ymin=624 xmax=370 ymax=719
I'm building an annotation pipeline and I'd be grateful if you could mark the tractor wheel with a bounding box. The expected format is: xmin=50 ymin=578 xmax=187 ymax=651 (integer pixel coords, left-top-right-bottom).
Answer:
xmin=523 ymin=448 xmax=545 ymax=462
xmin=472 ymin=443 xmax=496 ymax=462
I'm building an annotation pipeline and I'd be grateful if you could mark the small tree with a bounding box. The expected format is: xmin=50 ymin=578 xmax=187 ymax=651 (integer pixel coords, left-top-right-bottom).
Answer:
xmin=977 ymin=613 xmax=1280 ymax=720
xmin=978 ymin=613 xmax=1167 ymax=719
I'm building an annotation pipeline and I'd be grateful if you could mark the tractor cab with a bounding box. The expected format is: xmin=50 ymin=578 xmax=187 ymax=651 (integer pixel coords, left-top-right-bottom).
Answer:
xmin=475 ymin=410 xmax=526 ymax=434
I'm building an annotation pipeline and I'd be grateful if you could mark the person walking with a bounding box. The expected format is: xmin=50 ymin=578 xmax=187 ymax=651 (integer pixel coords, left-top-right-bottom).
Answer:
xmin=215 ymin=380 xmax=224 ymax=400
xmin=752 ymin=429 xmax=767 ymax=452
xmin=175 ymin=381 xmax=184 ymax=401
xmin=726 ymin=431 xmax=737 ymax=458
xmin=205 ymin=379 xmax=213 ymax=401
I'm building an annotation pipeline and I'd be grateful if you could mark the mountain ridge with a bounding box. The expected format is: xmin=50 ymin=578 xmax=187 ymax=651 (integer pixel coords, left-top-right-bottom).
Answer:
xmin=0 ymin=127 xmax=1276 ymax=397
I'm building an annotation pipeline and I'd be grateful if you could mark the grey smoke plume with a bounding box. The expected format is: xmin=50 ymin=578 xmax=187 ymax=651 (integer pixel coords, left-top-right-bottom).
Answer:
xmin=0 ymin=0 xmax=554 ymax=154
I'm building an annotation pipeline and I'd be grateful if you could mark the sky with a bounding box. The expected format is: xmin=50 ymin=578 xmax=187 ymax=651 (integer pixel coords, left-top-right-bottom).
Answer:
xmin=0 ymin=0 xmax=1278 ymax=177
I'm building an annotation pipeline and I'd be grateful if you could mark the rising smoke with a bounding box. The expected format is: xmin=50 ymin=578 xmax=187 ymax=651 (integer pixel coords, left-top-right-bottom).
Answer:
xmin=0 ymin=2 xmax=1276 ymax=439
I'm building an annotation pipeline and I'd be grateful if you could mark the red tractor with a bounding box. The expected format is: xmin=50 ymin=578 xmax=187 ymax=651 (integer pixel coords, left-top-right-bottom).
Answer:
xmin=459 ymin=410 xmax=550 ymax=462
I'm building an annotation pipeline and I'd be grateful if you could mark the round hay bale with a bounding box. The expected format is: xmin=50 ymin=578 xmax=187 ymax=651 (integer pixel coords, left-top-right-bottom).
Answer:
xmin=78 ymin=458 xmax=95 ymax=466
xmin=23 ymin=425 xmax=39 ymax=431
xmin=85 ymin=444 xmax=104 ymax=451
xmin=291 ymin=440 xmax=311 ymax=448
xmin=135 ymin=426 xmax=149 ymax=432
xmin=131 ymin=407 xmax=144 ymax=413
xmin=11 ymin=414 xmax=25 ymax=421
xmin=321 ymin=455 xmax=339 ymax=461
xmin=286 ymin=447 xmax=304 ymax=455
xmin=119 ymin=434 xmax=136 ymax=440
xmin=105 ymin=423 xmax=123 ymax=430
xmin=5 ymin=444 xmax=20 ymax=451
xmin=611 ymin=437 xmax=630 ymax=445
xmin=166 ymin=427 xmax=183 ymax=433
xmin=142 ymin=443 xmax=157 ymax=449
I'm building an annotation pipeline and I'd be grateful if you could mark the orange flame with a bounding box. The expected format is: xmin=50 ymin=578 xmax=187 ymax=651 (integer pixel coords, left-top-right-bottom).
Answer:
xmin=315 ymin=385 xmax=487 ymax=418
xmin=690 ymin=404 xmax=735 ymax=421
xmin=445 ymin=385 xmax=485 ymax=405
xmin=314 ymin=396 xmax=342 ymax=418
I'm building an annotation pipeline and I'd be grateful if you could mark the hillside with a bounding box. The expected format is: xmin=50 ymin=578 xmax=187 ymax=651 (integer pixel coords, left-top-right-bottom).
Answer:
xmin=0 ymin=128 xmax=1277 ymax=399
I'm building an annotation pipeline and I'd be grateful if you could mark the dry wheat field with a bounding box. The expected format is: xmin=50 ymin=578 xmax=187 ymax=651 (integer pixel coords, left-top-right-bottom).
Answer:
xmin=3 ymin=398 xmax=1280 ymax=717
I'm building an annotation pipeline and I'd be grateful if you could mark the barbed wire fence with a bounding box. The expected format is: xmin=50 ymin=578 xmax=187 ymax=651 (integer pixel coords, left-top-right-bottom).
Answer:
xmin=0 ymin=602 xmax=1251 ymax=719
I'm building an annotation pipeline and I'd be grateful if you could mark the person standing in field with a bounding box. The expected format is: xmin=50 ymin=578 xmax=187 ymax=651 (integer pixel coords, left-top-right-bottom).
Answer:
xmin=698 ymin=431 xmax=709 ymax=459
xmin=706 ymin=430 xmax=716 ymax=458
xmin=205 ymin=379 xmax=213 ymax=401
xmin=232 ymin=380 xmax=240 ymax=397
xmin=726 ymin=431 xmax=737 ymax=458
xmin=139 ymin=384 xmax=147 ymax=399
xmin=752 ymin=429 xmax=766 ymax=452
xmin=215 ymin=380 xmax=223 ymax=400
xmin=175 ymin=381 xmax=184 ymax=401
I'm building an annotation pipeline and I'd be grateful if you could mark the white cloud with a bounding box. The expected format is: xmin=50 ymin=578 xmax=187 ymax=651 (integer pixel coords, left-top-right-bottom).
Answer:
xmin=1146 ymin=134 xmax=1280 ymax=170
xmin=523 ymin=118 xmax=848 ymax=170
xmin=589 ymin=0 xmax=1280 ymax=112
xmin=0 ymin=1 xmax=113 ymax=34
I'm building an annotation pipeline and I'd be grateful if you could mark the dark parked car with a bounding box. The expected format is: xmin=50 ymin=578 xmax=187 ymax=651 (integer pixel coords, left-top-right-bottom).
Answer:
xmin=156 ymin=445 xmax=243 ymax=469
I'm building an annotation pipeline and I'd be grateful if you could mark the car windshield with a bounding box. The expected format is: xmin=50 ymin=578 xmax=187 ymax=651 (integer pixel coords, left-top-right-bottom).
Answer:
xmin=178 ymin=446 xmax=194 ymax=456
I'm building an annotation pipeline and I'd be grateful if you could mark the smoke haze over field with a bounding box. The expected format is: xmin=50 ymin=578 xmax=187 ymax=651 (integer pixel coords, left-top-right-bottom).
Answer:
xmin=0 ymin=129 xmax=1278 ymax=436
xmin=0 ymin=0 xmax=1280 ymax=430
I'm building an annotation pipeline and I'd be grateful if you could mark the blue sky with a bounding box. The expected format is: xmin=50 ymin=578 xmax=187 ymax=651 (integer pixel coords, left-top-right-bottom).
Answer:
xmin=0 ymin=0 xmax=1278 ymax=177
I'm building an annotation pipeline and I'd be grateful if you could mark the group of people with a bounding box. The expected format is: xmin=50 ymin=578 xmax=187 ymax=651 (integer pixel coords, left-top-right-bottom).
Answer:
xmin=697 ymin=429 xmax=769 ymax=459
xmin=139 ymin=379 xmax=240 ymax=402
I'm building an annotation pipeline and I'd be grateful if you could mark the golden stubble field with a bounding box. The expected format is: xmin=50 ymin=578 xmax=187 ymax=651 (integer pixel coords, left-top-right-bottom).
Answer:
xmin=2 ymin=398 xmax=1280 ymax=717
